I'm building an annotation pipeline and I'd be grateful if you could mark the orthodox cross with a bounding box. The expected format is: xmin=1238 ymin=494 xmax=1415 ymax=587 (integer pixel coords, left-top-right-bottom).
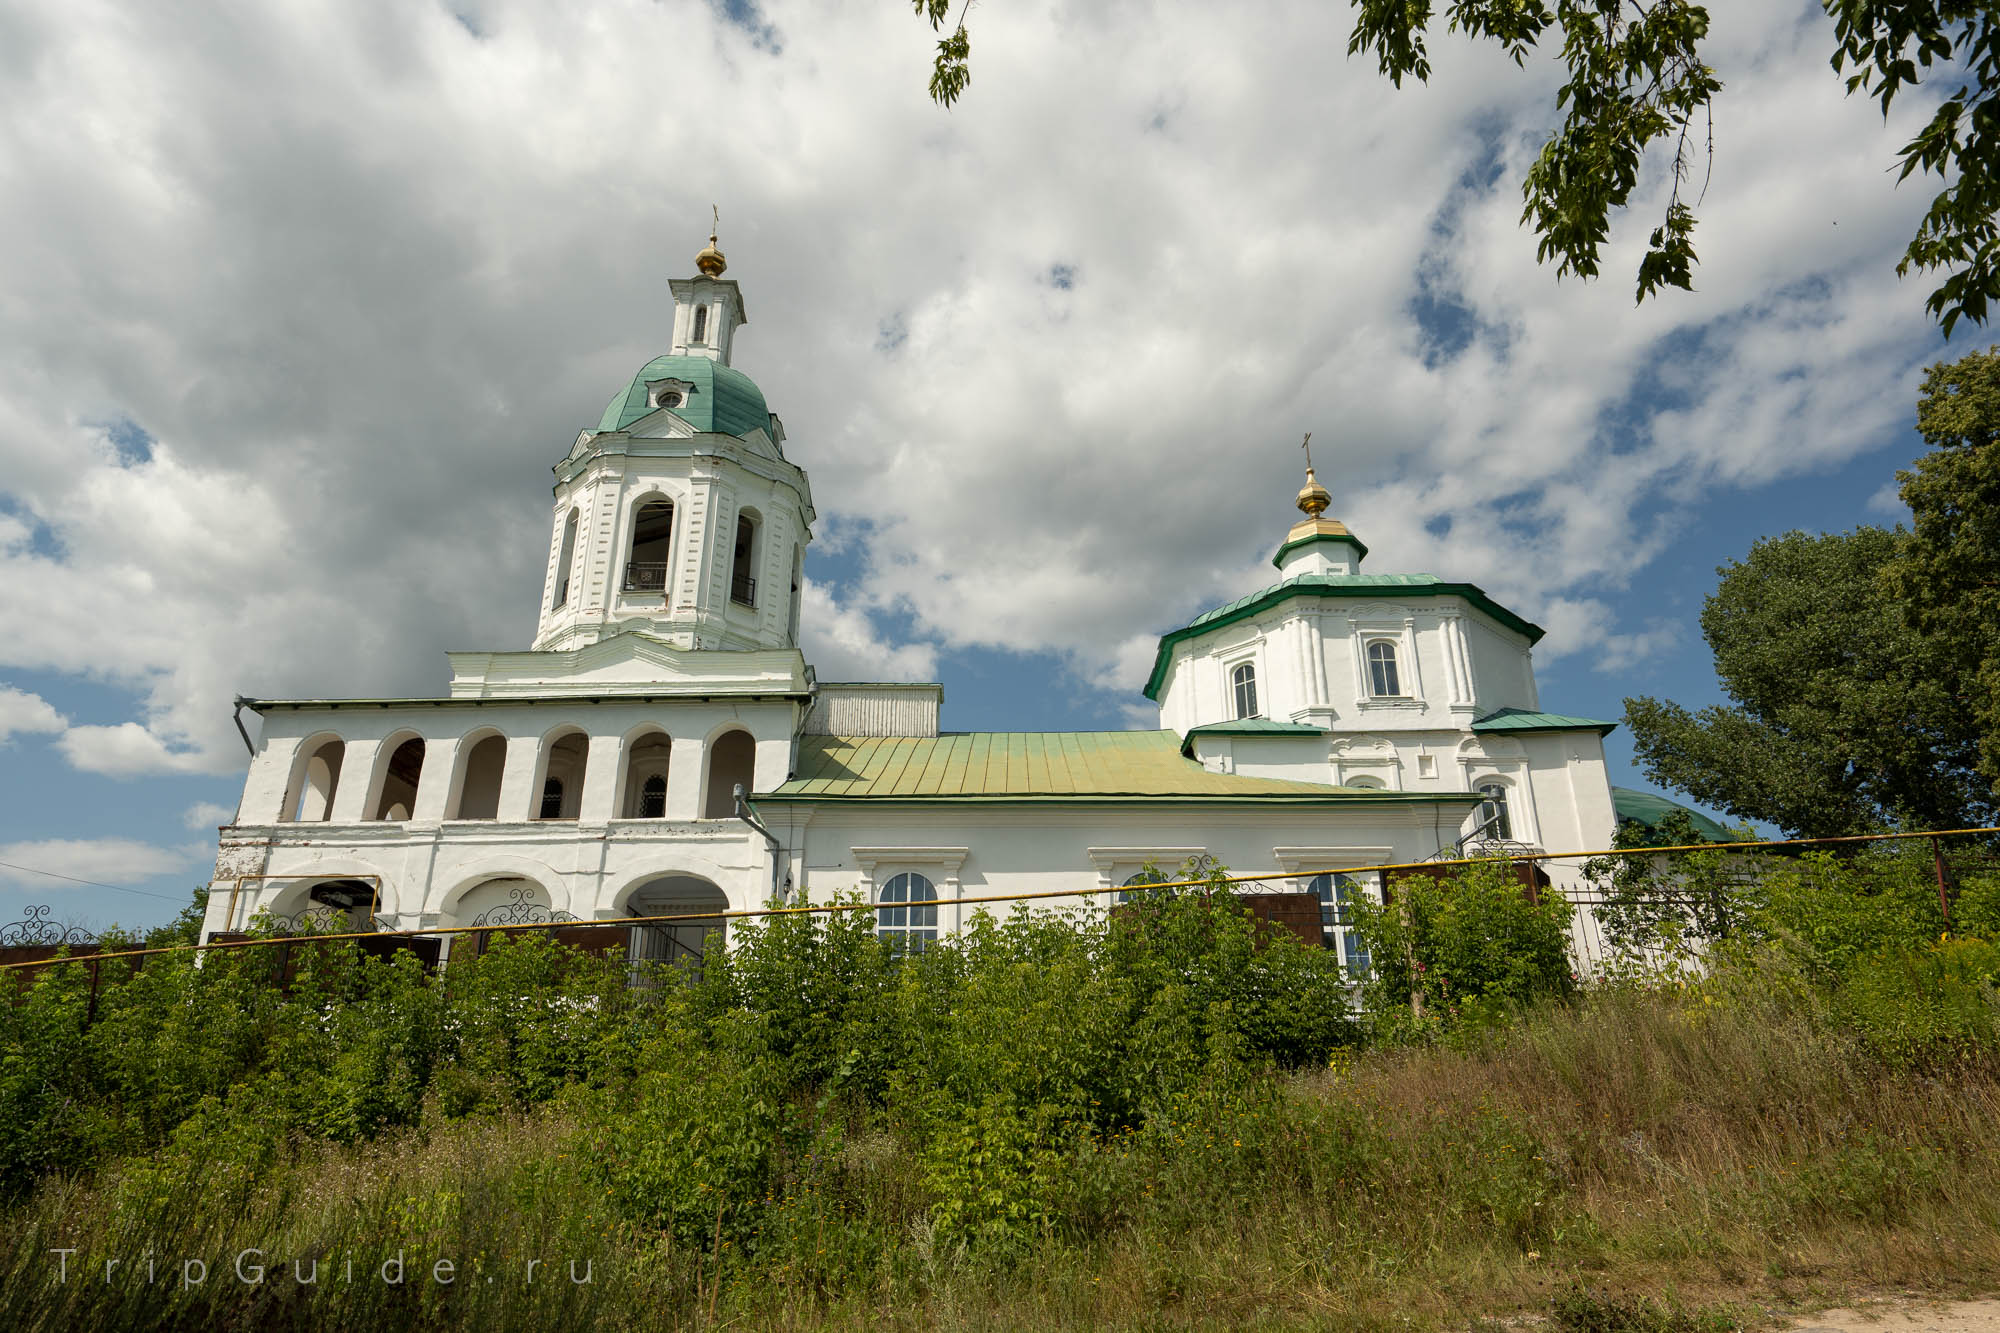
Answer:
xmin=1301 ymin=432 xmax=1315 ymax=472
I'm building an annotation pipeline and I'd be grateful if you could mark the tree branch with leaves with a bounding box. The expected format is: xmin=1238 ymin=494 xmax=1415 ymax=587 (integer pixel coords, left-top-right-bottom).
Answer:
xmin=916 ymin=1 xmax=2000 ymax=335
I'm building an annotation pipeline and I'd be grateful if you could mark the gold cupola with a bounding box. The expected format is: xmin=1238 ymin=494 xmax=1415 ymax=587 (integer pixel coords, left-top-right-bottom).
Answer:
xmin=1296 ymin=466 xmax=1332 ymax=518
xmin=1274 ymin=446 xmax=1367 ymax=576
xmin=695 ymin=229 xmax=727 ymax=278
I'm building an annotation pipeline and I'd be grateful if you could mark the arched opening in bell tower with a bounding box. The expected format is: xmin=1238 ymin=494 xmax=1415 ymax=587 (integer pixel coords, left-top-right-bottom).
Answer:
xmin=624 ymin=498 xmax=674 ymax=594
xmin=552 ymin=509 xmax=578 ymax=610
xmin=730 ymin=510 xmax=760 ymax=606
xmin=787 ymin=545 xmax=803 ymax=644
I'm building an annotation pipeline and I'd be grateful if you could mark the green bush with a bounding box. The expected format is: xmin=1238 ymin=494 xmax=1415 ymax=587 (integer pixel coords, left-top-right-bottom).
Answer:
xmin=1354 ymin=859 xmax=1575 ymax=1037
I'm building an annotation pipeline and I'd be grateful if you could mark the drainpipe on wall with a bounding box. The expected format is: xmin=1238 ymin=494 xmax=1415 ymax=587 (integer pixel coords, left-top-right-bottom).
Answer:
xmin=734 ymin=783 xmax=787 ymax=905
xmin=231 ymin=696 xmax=257 ymax=756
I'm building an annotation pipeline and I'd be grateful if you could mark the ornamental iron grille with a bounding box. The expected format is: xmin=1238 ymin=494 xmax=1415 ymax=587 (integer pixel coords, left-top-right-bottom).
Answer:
xmin=0 ymin=905 xmax=97 ymax=948
xmin=468 ymin=885 xmax=580 ymax=928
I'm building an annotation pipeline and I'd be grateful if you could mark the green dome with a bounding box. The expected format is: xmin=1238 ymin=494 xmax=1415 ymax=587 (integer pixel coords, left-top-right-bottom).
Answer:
xmin=596 ymin=355 xmax=772 ymax=438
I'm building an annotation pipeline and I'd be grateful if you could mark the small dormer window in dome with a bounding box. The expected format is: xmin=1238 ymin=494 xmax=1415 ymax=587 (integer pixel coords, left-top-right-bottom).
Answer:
xmin=656 ymin=389 xmax=683 ymax=409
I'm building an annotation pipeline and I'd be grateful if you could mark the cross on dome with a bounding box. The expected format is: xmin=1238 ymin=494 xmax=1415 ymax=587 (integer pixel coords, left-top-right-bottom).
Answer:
xmin=695 ymin=206 xmax=727 ymax=278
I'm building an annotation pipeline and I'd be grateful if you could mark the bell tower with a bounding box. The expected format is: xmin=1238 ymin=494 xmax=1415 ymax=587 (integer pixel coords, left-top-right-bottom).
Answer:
xmin=531 ymin=226 xmax=814 ymax=657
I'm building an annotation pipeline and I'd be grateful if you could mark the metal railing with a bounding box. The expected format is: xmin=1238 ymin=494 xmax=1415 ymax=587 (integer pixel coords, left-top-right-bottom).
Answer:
xmin=730 ymin=572 xmax=756 ymax=606
xmin=623 ymin=562 xmax=669 ymax=592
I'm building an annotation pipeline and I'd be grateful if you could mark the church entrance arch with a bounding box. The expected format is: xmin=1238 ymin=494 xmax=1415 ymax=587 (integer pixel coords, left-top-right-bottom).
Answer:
xmin=624 ymin=875 xmax=728 ymax=968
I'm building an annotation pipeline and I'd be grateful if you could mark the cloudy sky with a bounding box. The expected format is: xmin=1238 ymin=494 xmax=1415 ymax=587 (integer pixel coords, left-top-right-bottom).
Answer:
xmin=0 ymin=0 xmax=1956 ymax=928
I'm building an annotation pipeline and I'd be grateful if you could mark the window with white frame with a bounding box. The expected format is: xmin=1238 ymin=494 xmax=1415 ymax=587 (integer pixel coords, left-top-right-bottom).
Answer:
xmin=1308 ymin=872 xmax=1373 ymax=979
xmin=1476 ymin=781 xmax=1512 ymax=840
xmin=876 ymin=871 xmax=938 ymax=954
xmin=1366 ymin=640 xmax=1401 ymax=697
xmin=1231 ymin=662 xmax=1259 ymax=719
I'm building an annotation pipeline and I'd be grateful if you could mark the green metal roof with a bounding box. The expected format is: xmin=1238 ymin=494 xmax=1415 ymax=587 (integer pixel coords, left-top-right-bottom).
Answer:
xmin=764 ymin=731 xmax=1474 ymax=805
xmin=1271 ymin=530 xmax=1369 ymax=568
xmin=596 ymin=355 xmax=773 ymax=438
xmin=1611 ymin=787 xmax=1749 ymax=842
xmin=1472 ymin=707 xmax=1617 ymax=737
xmin=1143 ymin=574 xmax=1546 ymax=701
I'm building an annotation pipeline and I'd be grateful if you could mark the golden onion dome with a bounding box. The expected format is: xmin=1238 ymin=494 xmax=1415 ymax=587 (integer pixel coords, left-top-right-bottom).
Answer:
xmin=1296 ymin=466 xmax=1331 ymax=518
xmin=695 ymin=230 xmax=727 ymax=278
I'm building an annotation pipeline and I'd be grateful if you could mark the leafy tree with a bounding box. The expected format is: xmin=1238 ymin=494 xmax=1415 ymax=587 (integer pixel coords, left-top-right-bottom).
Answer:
xmin=1353 ymin=859 xmax=1575 ymax=1036
xmin=1883 ymin=345 xmax=2000 ymax=791
xmin=1623 ymin=526 xmax=1993 ymax=838
xmin=1584 ymin=808 xmax=1749 ymax=960
xmin=917 ymin=2 xmax=2000 ymax=334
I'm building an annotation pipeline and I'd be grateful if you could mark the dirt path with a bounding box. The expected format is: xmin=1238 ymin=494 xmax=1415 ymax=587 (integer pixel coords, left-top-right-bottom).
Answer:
xmin=1791 ymin=1300 xmax=2000 ymax=1333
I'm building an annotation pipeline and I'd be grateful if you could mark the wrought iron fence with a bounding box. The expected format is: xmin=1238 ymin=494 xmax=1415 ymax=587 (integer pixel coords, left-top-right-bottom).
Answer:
xmin=623 ymin=561 xmax=669 ymax=592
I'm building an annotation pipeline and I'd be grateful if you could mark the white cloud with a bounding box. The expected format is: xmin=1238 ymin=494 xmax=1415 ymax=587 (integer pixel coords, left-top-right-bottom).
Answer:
xmin=56 ymin=722 xmax=216 ymax=778
xmin=1866 ymin=480 xmax=1909 ymax=519
xmin=0 ymin=0 xmax=1956 ymax=769
xmin=0 ymin=686 xmax=67 ymax=741
xmin=0 ymin=838 xmax=203 ymax=890
xmin=799 ymin=579 xmax=938 ymax=683
xmin=182 ymin=801 xmax=235 ymax=830
xmin=1593 ymin=622 xmax=1686 ymax=676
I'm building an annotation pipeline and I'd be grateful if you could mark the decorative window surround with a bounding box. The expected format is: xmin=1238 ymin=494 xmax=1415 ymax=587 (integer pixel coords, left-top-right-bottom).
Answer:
xmin=1271 ymin=845 xmax=1394 ymax=892
xmin=1086 ymin=847 xmax=1207 ymax=897
xmin=851 ymin=846 xmax=969 ymax=930
xmin=1218 ymin=639 xmax=1264 ymax=722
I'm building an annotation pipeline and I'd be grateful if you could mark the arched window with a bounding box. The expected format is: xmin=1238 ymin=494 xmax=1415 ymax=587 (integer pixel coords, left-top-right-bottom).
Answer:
xmin=1309 ymin=873 xmax=1372 ymax=980
xmin=691 ymin=305 xmax=708 ymax=342
xmin=877 ymin=872 xmax=938 ymax=954
xmin=621 ymin=731 xmax=672 ymax=819
xmin=730 ymin=512 xmax=759 ymax=606
xmin=1367 ymin=640 xmax=1401 ymax=697
xmin=1477 ymin=782 xmax=1512 ymax=840
xmin=552 ymin=509 xmax=578 ymax=610
xmin=370 ymin=737 xmax=425 ymax=822
xmin=449 ymin=733 xmax=508 ymax=820
xmin=624 ymin=500 xmax=674 ymax=593
xmin=538 ymin=730 xmax=589 ymax=821
xmin=284 ymin=737 xmax=344 ymax=823
xmin=1114 ymin=867 xmax=1170 ymax=906
xmin=1231 ymin=662 xmax=1258 ymax=719
xmin=703 ymin=729 xmax=756 ymax=818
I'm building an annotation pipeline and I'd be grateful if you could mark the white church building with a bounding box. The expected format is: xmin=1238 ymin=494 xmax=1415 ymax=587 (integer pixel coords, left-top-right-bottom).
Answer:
xmin=202 ymin=235 xmax=1626 ymax=964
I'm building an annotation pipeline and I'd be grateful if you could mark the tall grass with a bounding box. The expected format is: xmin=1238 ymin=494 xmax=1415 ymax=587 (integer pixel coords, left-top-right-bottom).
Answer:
xmin=5 ymin=982 xmax=1997 ymax=1329
xmin=2 ymin=856 xmax=1997 ymax=1330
